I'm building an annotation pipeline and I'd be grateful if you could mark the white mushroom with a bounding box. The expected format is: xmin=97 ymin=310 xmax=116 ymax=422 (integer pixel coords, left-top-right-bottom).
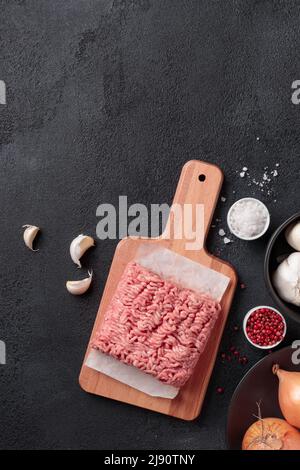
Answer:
xmin=22 ymin=225 xmax=40 ymax=251
xmin=70 ymin=234 xmax=95 ymax=267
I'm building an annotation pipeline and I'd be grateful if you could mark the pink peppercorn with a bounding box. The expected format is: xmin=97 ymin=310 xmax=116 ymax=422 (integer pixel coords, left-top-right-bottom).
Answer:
xmin=245 ymin=307 xmax=285 ymax=347
xmin=239 ymin=356 xmax=248 ymax=365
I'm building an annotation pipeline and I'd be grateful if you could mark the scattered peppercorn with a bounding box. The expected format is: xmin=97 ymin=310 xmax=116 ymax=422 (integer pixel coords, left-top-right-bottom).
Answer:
xmin=239 ymin=356 xmax=248 ymax=365
xmin=216 ymin=387 xmax=224 ymax=394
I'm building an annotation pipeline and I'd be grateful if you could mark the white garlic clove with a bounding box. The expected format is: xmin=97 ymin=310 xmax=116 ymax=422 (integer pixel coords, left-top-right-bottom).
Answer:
xmin=70 ymin=234 xmax=95 ymax=267
xmin=66 ymin=270 xmax=93 ymax=295
xmin=22 ymin=224 xmax=40 ymax=251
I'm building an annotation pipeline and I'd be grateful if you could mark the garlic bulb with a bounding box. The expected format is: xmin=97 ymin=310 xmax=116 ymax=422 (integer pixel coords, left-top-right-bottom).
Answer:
xmin=286 ymin=221 xmax=300 ymax=251
xmin=273 ymin=252 xmax=300 ymax=306
xmin=70 ymin=234 xmax=95 ymax=267
xmin=66 ymin=270 xmax=93 ymax=295
xmin=22 ymin=225 xmax=40 ymax=251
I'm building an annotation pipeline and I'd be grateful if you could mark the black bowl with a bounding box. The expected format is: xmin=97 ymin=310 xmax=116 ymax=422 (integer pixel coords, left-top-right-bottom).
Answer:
xmin=264 ymin=213 xmax=300 ymax=324
xmin=227 ymin=346 xmax=300 ymax=449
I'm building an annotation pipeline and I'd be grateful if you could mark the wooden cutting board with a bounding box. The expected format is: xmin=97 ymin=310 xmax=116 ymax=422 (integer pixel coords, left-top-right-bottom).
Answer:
xmin=79 ymin=160 xmax=237 ymax=420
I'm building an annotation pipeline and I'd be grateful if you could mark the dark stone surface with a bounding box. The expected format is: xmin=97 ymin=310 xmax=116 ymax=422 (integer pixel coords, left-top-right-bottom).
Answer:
xmin=0 ymin=0 xmax=300 ymax=450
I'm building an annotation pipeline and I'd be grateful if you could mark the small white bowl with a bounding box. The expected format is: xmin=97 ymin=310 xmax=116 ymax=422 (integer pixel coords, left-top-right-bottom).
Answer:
xmin=227 ymin=197 xmax=270 ymax=241
xmin=243 ymin=305 xmax=287 ymax=350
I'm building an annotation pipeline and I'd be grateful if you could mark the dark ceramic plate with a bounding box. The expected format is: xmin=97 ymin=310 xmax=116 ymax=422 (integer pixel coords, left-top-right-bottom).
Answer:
xmin=264 ymin=213 xmax=300 ymax=324
xmin=227 ymin=346 xmax=300 ymax=449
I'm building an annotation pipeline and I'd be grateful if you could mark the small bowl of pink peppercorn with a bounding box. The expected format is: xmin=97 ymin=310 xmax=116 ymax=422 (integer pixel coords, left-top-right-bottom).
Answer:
xmin=243 ymin=306 xmax=287 ymax=349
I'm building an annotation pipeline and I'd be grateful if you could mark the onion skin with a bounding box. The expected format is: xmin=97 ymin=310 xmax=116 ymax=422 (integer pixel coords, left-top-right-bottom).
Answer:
xmin=273 ymin=364 xmax=300 ymax=428
xmin=242 ymin=417 xmax=300 ymax=450
xmin=284 ymin=431 xmax=300 ymax=450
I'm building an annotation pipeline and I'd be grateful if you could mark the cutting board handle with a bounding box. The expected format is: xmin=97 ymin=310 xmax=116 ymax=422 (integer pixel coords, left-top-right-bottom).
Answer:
xmin=162 ymin=160 xmax=223 ymax=251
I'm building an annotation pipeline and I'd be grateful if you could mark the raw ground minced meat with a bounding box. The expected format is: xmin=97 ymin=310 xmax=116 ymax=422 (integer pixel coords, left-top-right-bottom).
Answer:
xmin=91 ymin=262 xmax=221 ymax=387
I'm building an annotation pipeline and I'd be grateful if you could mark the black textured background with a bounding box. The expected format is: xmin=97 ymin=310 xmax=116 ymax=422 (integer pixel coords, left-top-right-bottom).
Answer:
xmin=1 ymin=0 xmax=300 ymax=450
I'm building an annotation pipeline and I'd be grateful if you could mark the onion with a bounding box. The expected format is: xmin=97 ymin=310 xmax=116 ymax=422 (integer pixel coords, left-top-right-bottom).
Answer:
xmin=273 ymin=364 xmax=300 ymax=428
xmin=242 ymin=417 xmax=300 ymax=450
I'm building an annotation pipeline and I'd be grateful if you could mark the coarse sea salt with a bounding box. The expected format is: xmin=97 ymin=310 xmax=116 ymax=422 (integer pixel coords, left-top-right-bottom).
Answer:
xmin=228 ymin=198 xmax=269 ymax=240
xmin=238 ymin=165 xmax=279 ymax=198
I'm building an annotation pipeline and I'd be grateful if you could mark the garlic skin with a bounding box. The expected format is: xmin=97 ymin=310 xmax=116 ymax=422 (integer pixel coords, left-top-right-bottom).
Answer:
xmin=273 ymin=252 xmax=300 ymax=306
xmin=70 ymin=234 xmax=95 ymax=267
xmin=286 ymin=222 xmax=300 ymax=251
xmin=22 ymin=225 xmax=40 ymax=251
xmin=66 ymin=270 xmax=93 ymax=295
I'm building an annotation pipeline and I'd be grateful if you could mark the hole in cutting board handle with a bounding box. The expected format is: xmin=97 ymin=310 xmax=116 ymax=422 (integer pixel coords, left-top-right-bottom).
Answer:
xmin=198 ymin=174 xmax=206 ymax=182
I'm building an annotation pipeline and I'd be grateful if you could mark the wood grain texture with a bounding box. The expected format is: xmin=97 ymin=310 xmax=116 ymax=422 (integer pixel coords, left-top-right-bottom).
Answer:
xmin=79 ymin=160 xmax=237 ymax=420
